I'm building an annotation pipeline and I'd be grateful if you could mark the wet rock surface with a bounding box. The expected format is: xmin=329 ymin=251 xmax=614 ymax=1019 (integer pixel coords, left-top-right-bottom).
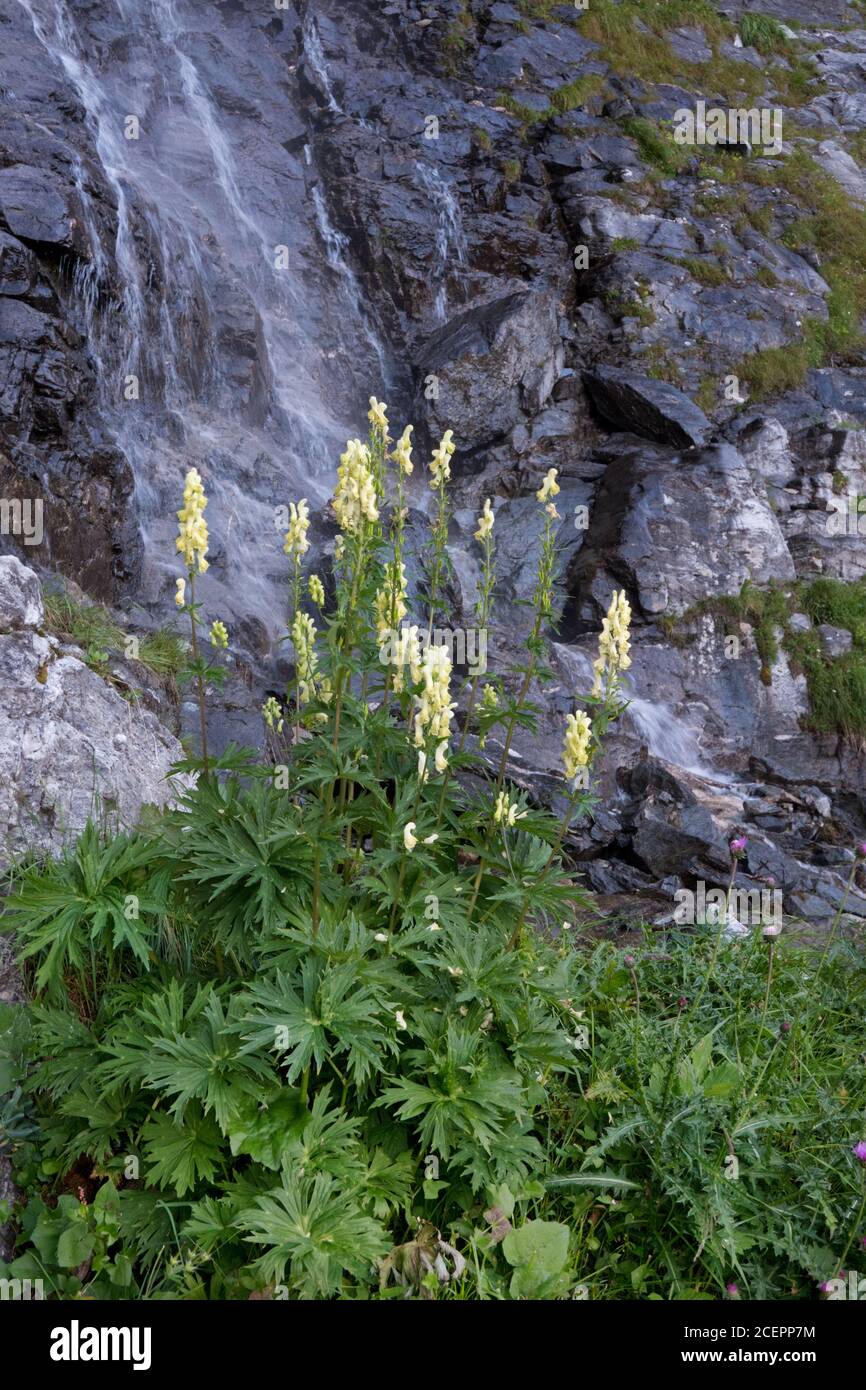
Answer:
xmin=3 ymin=0 xmax=866 ymax=924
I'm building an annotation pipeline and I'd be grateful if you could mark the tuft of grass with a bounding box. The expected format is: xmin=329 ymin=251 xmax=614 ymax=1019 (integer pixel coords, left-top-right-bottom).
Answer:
xmin=549 ymin=74 xmax=606 ymax=113
xmin=677 ymin=256 xmax=727 ymax=287
xmin=43 ymin=588 xmax=125 ymax=671
xmin=739 ymin=13 xmax=791 ymax=56
xmin=621 ymin=116 xmax=691 ymax=177
xmin=42 ymin=586 xmax=187 ymax=682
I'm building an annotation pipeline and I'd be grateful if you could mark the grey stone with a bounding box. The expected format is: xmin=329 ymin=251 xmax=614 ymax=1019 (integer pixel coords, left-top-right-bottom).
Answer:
xmin=817 ymin=623 xmax=854 ymax=657
xmin=582 ymin=367 xmax=712 ymax=449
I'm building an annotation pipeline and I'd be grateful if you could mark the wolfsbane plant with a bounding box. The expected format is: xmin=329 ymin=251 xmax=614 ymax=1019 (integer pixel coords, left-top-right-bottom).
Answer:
xmin=0 ymin=394 xmax=688 ymax=1302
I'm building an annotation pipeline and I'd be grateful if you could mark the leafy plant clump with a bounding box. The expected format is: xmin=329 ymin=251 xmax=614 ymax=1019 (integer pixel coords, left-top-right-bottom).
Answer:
xmin=0 ymin=403 xmax=636 ymax=1300
xmin=3 ymin=402 xmax=866 ymax=1299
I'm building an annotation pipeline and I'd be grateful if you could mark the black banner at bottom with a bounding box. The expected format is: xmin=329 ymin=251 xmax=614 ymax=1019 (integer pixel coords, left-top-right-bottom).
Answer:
xmin=1 ymin=1296 xmax=857 ymax=1377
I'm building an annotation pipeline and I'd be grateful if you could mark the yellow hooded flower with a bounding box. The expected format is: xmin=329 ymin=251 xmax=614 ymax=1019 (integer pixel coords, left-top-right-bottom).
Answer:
xmin=391 ymin=424 xmax=414 ymax=475
xmin=474 ymin=497 xmax=494 ymax=541
xmin=536 ymin=468 xmax=560 ymax=503
xmin=175 ymin=577 xmax=186 ymax=608
xmin=368 ymin=396 xmax=389 ymax=436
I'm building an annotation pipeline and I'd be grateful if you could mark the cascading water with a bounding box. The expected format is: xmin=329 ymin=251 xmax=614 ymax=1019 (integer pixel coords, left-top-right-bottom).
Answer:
xmin=13 ymin=0 xmax=392 ymax=665
xmin=626 ymin=696 xmax=721 ymax=782
xmin=414 ymin=161 xmax=468 ymax=321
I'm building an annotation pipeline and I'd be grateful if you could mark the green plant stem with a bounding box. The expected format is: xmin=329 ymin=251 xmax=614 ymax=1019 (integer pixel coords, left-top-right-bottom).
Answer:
xmin=689 ymin=860 xmax=738 ymax=1019
xmin=815 ymin=856 xmax=859 ymax=982
xmin=507 ymin=785 xmax=581 ymax=951
xmin=187 ymin=569 xmax=209 ymax=777
xmin=838 ymin=1167 xmax=866 ymax=1271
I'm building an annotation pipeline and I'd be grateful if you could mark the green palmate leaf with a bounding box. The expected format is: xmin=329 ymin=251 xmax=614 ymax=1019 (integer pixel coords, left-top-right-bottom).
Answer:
xmin=170 ymin=779 xmax=314 ymax=956
xmin=237 ymin=958 xmax=399 ymax=1089
xmin=237 ymin=1166 xmax=390 ymax=1297
xmin=376 ymin=1025 xmax=528 ymax=1166
xmin=141 ymin=1104 xmax=225 ymax=1197
xmin=7 ymin=822 xmax=163 ymax=996
xmin=142 ymin=990 xmax=274 ymax=1131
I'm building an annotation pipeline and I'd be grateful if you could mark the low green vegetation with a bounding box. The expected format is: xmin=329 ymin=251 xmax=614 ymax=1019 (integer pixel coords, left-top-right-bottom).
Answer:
xmin=737 ymin=150 xmax=866 ymax=400
xmin=677 ymin=256 xmax=727 ymax=287
xmin=43 ymin=587 xmax=187 ymax=684
xmin=621 ymin=116 xmax=691 ymax=178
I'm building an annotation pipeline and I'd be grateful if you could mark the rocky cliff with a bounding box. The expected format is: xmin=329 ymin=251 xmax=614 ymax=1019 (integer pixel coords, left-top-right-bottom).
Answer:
xmin=3 ymin=0 xmax=866 ymax=923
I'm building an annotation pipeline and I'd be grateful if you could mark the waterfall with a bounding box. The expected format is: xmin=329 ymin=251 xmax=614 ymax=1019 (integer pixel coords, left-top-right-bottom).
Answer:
xmin=414 ymin=161 xmax=468 ymax=321
xmin=626 ymin=696 xmax=724 ymax=782
xmin=12 ymin=0 xmax=392 ymax=657
xmin=302 ymin=16 xmax=342 ymax=115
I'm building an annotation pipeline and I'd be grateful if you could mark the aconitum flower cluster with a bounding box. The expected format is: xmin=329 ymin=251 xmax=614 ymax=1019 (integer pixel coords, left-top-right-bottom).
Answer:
xmin=413 ymin=642 xmax=455 ymax=773
xmin=333 ymin=439 xmax=379 ymax=534
xmin=374 ymin=558 xmax=408 ymax=645
xmin=592 ymin=589 xmax=632 ymax=697
xmin=291 ymin=610 xmax=324 ymax=705
xmin=283 ymin=498 xmax=310 ymax=561
xmin=562 ymin=709 xmax=592 ymax=783
xmin=429 ymin=429 xmax=456 ymax=488
xmin=176 ymin=467 xmax=209 ymax=574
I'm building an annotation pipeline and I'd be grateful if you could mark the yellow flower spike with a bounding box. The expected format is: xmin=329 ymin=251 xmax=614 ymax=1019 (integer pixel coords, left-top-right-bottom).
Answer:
xmin=262 ymin=696 xmax=284 ymax=735
xmin=536 ymin=468 xmax=560 ymax=504
xmin=209 ymin=619 xmax=228 ymax=649
xmin=309 ymin=574 xmax=325 ymax=607
xmin=333 ymin=438 xmax=379 ymax=533
xmin=174 ymin=577 xmax=186 ymax=608
xmin=284 ymin=499 xmax=311 ymax=561
xmin=563 ymin=710 xmax=592 ymax=782
xmin=474 ymin=497 xmax=494 ymax=541
xmin=592 ymin=590 xmax=632 ymax=696
xmin=175 ymin=466 xmax=209 ymax=573
xmin=291 ymin=610 xmax=320 ymax=705
xmin=374 ymin=559 xmax=408 ymax=646
xmin=412 ymin=644 xmax=455 ymax=754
